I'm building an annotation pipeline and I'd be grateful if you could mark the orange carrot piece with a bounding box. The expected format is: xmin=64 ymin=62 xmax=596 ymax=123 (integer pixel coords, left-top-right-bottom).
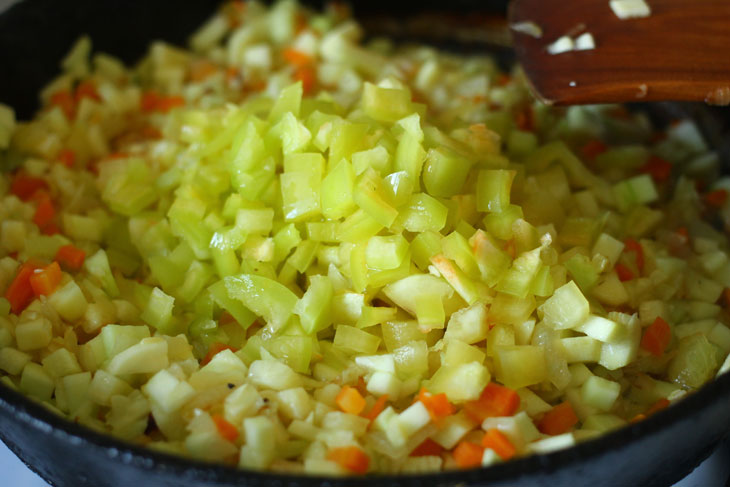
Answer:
xmin=75 ymin=80 xmax=100 ymax=102
xmin=140 ymin=125 xmax=163 ymax=139
xmin=189 ymin=60 xmax=219 ymax=81
xmin=29 ymin=261 xmax=62 ymax=297
xmin=581 ymin=139 xmax=608 ymax=161
xmin=141 ymin=91 xmax=159 ymax=112
xmin=32 ymin=192 xmax=55 ymax=229
xmin=212 ymin=414 xmax=239 ymax=442
xmin=630 ymin=413 xmax=647 ymax=424
xmin=55 ymin=245 xmax=86 ymax=271
xmin=645 ymin=398 xmax=671 ymax=416
xmin=57 ymin=149 xmax=76 ymax=168
xmin=417 ymin=388 xmax=454 ymax=423
xmin=336 ymin=385 xmax=367 ymax=415
xmin=6 ymin=260 xmax=43 ymax=313
xmin=639 ymin=155 xmax=672 ymax=183
xmin=452 ymin=441 xmax=484 ymax=469
xmin=463 ymin=383 xmax=520 ymax=423
xmin=614 ymin=263 xmax=635 ymax=282
xmin=327 ymin=446 xmax=370 ymax=474
xmin=362 ymin=394 xmax=389 ymax=422
xmin=705 ymin=189 xmax=728 ymax=208
xmin=515 ymin=105 xmax=534 ymax=132
xmin=481 ymin=428 xmax=516 ymax=461
xmin=496 ymin=74 xmax=511 ymax=86
xmin=623 ymin=238 xmax=644 ymax=273
xmin=10 ymin=174 xmax=48 ymax=201
xmin=201 ymin=342 xmax=239 ymax=366
xmin=537 ymin=401 xmax=579 ymax=436
xmin=41 ymin=222 xmax=61 ymax=236
xmin=283 ymin=47 xmax=313 ymax=67
xmin=410 ymin=438 xmax=443 ymax=457
xmin=156 ymin=95 xmax=185 ymax=113
xmin=49 ymin=90 xmax=75 ymax=119
xmin=640 ymin=316 xmax=672 ymax=357
xmin=293 ymin=65 xmax=315 ymax=94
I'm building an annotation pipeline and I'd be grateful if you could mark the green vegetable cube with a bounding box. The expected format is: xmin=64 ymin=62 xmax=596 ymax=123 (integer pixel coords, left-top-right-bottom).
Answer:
xmin=581 ymin=375 xmax=620 ymax=411
xmin=20 ymin=362 xmax=55 ymax=402
xmin=366 ymin=234 xmax=409 ymax=270
xmin=540 ymin=281 xmax=590 ymax=330
xmin=476 ymin=169 xmax=516 ymax=213
xmin=15 ymin=317 xmax=53 ymax=351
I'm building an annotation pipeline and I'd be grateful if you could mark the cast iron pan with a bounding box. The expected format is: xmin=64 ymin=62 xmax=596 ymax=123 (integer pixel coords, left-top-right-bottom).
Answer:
xmin=1 ymin=1 xmax=730 ymax=486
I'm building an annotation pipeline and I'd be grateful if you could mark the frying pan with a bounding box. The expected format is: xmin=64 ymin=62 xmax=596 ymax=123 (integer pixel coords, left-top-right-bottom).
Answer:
xmin=1 ymin=1 xmax=730 ymax=486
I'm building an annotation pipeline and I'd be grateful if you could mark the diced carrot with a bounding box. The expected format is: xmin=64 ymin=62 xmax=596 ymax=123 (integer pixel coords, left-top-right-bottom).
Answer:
xmin=41 ymin=223 xmax=61 ymax=236
xmin=354 ymin=375 xmax=368 ymax=396
xmin=336 ymin=385 xmax=367 ymax=415
xmin=496 ymin=74 xmax=511 ymax=86
xmin=141 ymin=91 xmax=160 ymax=112
xmin=640 ymin=316 xmax=671 ymax=357
xmin=156 ymin=95 xmax=185 ymax=113
xmin=639 ymin=155 xmax=672 ymax=183
xmin=417 ymin=388 xmax=454 ymax=423
xmin=74 ymin=80 xmax=100 ymax=102
xmin=581 ymin=139 xmax=608 ymax=161
xmin=463 ymin=383 xmax=520 ymax=423
xmin=57 ymin=149 xmax=76 ymax=168
xmin=362 ymin=394 xmax=389 ymax=422
xmin=283 ymin=47 xmax=313 ymax=67
xmin=5 ymin=260 xmax=44 ymax=313
xmin=49 ymin=90 xmax=75 ymax=119
xmin=515 ymin=105 xmax=534 ymax=132
xmin=140 ymin=125 xmax=162 ymax=139
xmin=245 ymin=80 xmax=267 ymax=92
xmin=201 ymin=342 xmax=239 ymax=366
xmin=614 ymin=263 xmax=635 ymax=282
xmin=29 ymin=261 xmax=62 ymax=297
xmin=705 ymin=189 xmax=728 ymax=208
xmin=452 ymin=441 xmax=484 ymax=469
xmin=212 ymin=414 xmax=239 ymax=442
xmin=537 ymin=401 xmax=579 ymax=436
xmin=10 ymin=174 xmax=48 ymax=201
xmin=410 ymin=438 xmax=443 ymax=457
xmin=107 ymin=152 xmax=130 ymax=160
xmin=645 ymin=398 xmax=670 ymax=416
xmin=55 ymin=245 xmax=86 ymax=271
xmin=630 ymin=413 xmax=647 ymax=424
xmin=225 ymin=66 xmax=240 ymax=82
xmin=189 ymin=60 xmax=219 ymax=82
xmin=327 ymin=446 xmax=370 ymax=474
xmin=32 ymin=192 xmax=55 ymax=229
xmin=623 ymin=238 xmax=644 ymax=273
xmin=481 ymin=428 xmax=516 ymax=461
xmin=293 ymin=65 xmax=315 ymax=95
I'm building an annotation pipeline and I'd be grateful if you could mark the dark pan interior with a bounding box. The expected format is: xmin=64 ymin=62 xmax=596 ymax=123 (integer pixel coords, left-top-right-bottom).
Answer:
xmin=1 ymin=1 xmax=730 ymax=486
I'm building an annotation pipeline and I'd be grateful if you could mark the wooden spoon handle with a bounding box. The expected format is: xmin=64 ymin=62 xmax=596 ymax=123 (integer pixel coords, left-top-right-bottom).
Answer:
xmin=509 ymin=0 xmax=730 ymax=105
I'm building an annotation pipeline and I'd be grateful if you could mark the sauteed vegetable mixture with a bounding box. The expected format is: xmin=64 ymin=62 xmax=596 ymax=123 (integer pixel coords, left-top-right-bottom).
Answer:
xmin=1 ymin=0 xmax=729 ymax=475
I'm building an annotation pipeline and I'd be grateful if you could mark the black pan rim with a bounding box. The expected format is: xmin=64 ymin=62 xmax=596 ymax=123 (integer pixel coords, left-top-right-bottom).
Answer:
xmin=2 ymin=368 xmax=730 ymax=485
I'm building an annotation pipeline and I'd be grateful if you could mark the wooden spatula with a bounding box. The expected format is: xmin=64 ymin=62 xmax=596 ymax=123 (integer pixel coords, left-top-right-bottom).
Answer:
xmin=508 ymin=0 xmax=730 ymax=105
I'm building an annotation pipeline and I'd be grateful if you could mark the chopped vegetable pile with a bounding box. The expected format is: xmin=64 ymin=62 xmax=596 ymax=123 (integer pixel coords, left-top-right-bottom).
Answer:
xmin=1 ymin=0 xmax=730 ymax=476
